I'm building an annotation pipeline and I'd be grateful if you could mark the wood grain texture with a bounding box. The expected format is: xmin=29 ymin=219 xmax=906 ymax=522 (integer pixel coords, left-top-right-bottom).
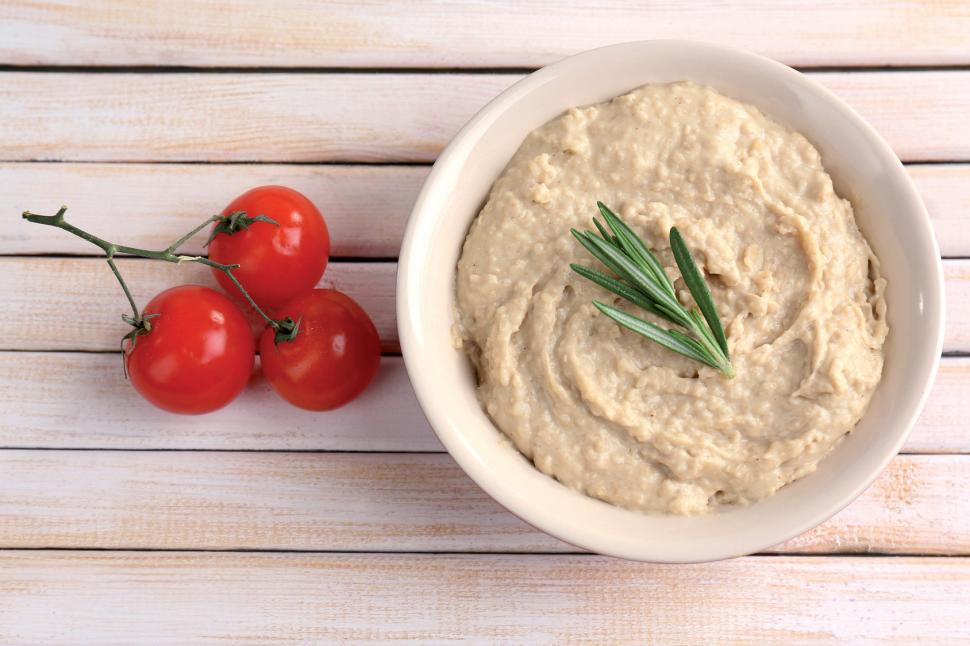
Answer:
xmin=909 ymin=358 xmax=970 ymax=454
xmin=0 ymin=5 xmax=966 ymax=640
xmin=2 ymin=1 xmax=970 ymax=68
xmin=0 ymin=354 xmax=436 ymax=451
xmin=5 ymin=162 xmax=968 ymax=257
xmin=0 ymin=258 xmax=398 ymax=352
xmin=2 ymin=163 xmax=424 ymax=257
xmin=1 ymin=551 xmax=968 ymax=645
xmin=946 ymin=260 xmax=970 ymax=352
xmin=1 ymin=72 xmax=969 ymax=163
xmin=0 ymin=73 xmax=515 ymax=163
xmin=3 ymin=258 xmax=966 ymax=353
xmin=909 ymin=164 xmax=970 ymax=258
xmin=0 ymin=352 xmax=966 ymax=453
xmin=0 ymin=451 xmax=965 ymax=555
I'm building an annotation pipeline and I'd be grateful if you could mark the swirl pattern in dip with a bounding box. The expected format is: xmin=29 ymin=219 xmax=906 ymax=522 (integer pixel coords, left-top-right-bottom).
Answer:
xmin=455 ymin=82 xmax=888 ymax=515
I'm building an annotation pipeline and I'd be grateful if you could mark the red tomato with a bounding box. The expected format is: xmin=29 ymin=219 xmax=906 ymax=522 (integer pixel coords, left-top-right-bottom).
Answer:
xmin=125 ymin=285 xmax=255 ymax=414
xmin=259 ymin=289 xmax=380 ymax=411
xmin=208 ymin=186 xmax=330 ymax=309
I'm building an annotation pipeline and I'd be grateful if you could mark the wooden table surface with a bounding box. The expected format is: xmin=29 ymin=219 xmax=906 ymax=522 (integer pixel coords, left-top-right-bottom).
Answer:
xmin=1 ymin=2 xmax=969 ymax=644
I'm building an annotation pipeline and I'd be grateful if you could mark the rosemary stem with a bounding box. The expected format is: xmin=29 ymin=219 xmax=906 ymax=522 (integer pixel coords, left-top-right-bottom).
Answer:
xmin=573 ymin=203 xmax=734 ymax=377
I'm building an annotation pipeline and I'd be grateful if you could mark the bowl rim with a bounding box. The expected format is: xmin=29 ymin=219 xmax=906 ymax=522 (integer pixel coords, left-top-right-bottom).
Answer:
xmin=397 ymin=39 xmax=945 ymax=562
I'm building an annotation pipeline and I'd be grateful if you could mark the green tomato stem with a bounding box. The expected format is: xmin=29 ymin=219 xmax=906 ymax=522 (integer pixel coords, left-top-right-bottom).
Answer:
xmin=105 ymin=255 xmax=139 ymax=322
xmin=22 ymin=206 xmax=288 ymax=333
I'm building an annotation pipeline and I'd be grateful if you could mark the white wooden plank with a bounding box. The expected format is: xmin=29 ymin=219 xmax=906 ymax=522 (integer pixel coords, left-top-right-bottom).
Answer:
xmin=2 ymin=1 xmax=969 ymax=68
xmin=0 ymin=451 xmax=964 ymax=555
xmin=0 ymin=72 xmax=516 ymax=163
xmin=774 ymin=456 xmax=970 ymax=555
xmin=907 ymin=358 xmax=970 ymax=454
xmin=909 ymin=164 xmax=970 ymax=257
xmin=0 ymin=450 xmax=552 ymax=552
xmin=0 ymin=352 xmax=965 ymax=454
xmin=946 ymin=260 xmax=970 ymax=353
xmin=2 ymin=258 xmax=966 ymax=353
xmin=4 ymin=162 xmax=967 ymax=257
xmin=2 ymin=163 xmax=424 ymax=257
xmin=0 ymin=552 xmax=967 ymax=644
xmin=0 ymin=258 xmax=398 ymax=352
xmin=0 ymin=354 xmax=438 ymax=451
xmin=0 ymin=72 xmax=968 ymax=163
xmin=0 ymin=353 xmax=435 ymax=451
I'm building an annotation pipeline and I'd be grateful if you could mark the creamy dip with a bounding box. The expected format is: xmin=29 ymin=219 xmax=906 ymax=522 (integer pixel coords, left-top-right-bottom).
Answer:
xmin=455 ymin=82 xmax=888 ymax=515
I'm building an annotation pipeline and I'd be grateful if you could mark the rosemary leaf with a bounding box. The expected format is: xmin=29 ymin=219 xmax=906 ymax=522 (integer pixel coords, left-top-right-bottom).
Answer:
xmin=688 ymin=309 xmax=719 ymax=352
xmin=669 ymin=227 xmax=730 ymax=358
xmin=597 ymin=202 xmax=675 ymax=297
xmin=571 ymin=203 xmax=734 ymax=377
xmin=571 ymin=229 xmax=688 ymax=326
xmin=593 ymin=218 xmax=618 ymax=246
xmin=665 ymin=328 xmax=722 ymax=370
xmin=593 ymin=302 xmax=719 ymax=368
xmin=570 ymin=264 xmax=677 ymax=324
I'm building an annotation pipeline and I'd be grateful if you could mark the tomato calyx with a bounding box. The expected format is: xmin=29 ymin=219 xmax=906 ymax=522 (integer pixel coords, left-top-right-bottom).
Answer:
xmin=119 ymin=311 xmax=160 ymax=377
xmin=273 ymin=316 xmax=302 ymax=345
xmin=205 ymin=210 xmax=279 ymax=246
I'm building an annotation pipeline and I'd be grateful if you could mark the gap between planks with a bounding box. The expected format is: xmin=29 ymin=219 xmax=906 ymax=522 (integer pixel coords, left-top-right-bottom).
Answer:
xmin=0 ymin=451 xmax=965 ymax=555
xmin=3 ymin=163 xmax=969 ymax=257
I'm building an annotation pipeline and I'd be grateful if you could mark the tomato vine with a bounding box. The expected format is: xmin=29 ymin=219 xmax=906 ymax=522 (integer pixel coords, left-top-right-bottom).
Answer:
xmin=21 ymin=206 xmax=299 ymax=345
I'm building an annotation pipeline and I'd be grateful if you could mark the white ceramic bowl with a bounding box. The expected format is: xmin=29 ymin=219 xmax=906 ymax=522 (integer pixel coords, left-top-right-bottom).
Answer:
xmin=397 ymin=40 xmax=944 ymax=562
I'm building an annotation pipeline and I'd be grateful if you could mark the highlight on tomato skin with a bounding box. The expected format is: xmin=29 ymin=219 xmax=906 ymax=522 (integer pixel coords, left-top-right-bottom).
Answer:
xmin=208 ymin=185 xmax=330 ymax=310
xmin=125 ymin=285 xmax=256 ymax=415
xmin=259 ymin=288 xmax=381 ymax=411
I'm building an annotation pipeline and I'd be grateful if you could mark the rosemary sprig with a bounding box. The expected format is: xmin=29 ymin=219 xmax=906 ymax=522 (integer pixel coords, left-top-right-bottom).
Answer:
xmin=570 ymin=202 xmax=734 ymax=377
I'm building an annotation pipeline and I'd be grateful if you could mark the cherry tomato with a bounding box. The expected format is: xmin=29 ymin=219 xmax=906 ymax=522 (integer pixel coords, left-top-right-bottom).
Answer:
xmin=208 ymin=186 xmax=330 ymax=309
xmin=259 ymin=289 xmax=380 ymax=411
xmin=125 ymin=285 xmax=255 ymax=414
